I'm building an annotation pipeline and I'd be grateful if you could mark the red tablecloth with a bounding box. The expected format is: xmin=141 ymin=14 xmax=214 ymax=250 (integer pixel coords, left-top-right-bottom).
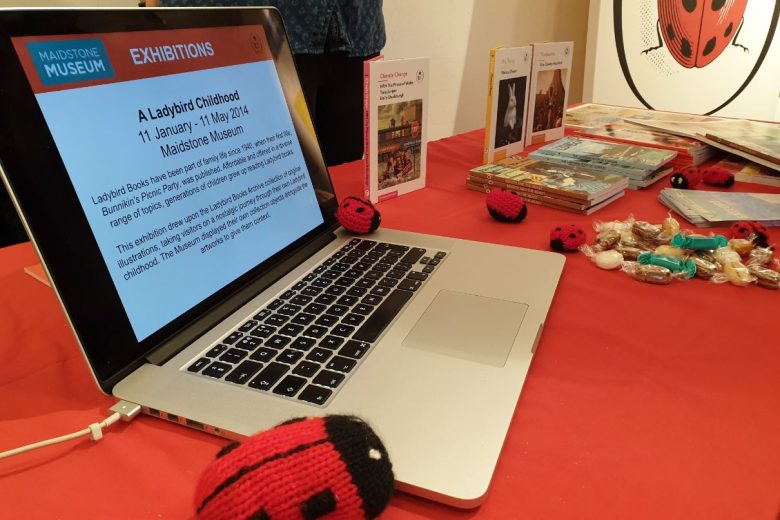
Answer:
xmin=1 ymin=129 xmax=779 ymax=519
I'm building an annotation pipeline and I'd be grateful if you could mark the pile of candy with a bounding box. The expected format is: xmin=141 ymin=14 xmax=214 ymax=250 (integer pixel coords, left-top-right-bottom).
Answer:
xmin=580 ymin=215 xmax=780 ymax=289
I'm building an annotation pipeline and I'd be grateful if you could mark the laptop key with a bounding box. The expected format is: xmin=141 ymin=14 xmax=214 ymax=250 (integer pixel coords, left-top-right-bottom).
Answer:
xmin=251 ymin=324 xmax=276 ymax=338
xmin=290 ymin=294 xmax=312 ymax=306
xmin=341 ymin=313 xmax=364 ymax=327
xmin=279 ymin=323 xmax=305 ymax=336
xmin=434 ymin=251 xmax=447 ymax=259
xmin=267 ymin=299 xmax=284 ymax=310
xmin=331 ymin=324 xmax=355 ymax=337
xmin=278 ymin=304 xmax=301 ymax=316
xmin=219 ymin=348 xmax=248 ymax=364
xmin=303 ymin=302 xmax=327 ymax=315
xmin=314 ymin=294 xmax=337 ymax=305
xmin=423 ymin=265 xmax=435 ymax=274
xmin=291 ymin=312 xmax=317 ymax=326
xmin=315 ymin=314 xmax=339 ymax=327
xmin=265 ymin=314 xmax=290 ymax=327
xmin=301 ymin=286 xmax=322 ymax=297
xmin=313 ymin=369 xmax=346 ymax=388
xmin=352 ymin=303 xmax=374 ymax=315
xmin=290 ymin=337 xmax=316 ymax=351
xmin=319 ymin=335 xmax=345 ymax=350
xmin=326 ymin=356 xmax=357 ymax=373
xmin=206 ymin=344 xmax=228 ymax=358
xmin=370 ymin=286 xmax=391 ymax=297
xmin=266 ymin=335 xmax=291 ymax=349
xmin=253 ymin=309 xmax=272 ymax=321
xmin=336 ymin=295 xmax=359 ymax=306
xmin=361 ymin=294 xmax=384 ymax=306
xmin=339 ymin=340 xmax=370 ymax=359
xmin=327 ymin=304 xmax=349 ymax=316
xmin=235 ymin=336 xmax=262 ymax=350
xmin=276 ymin=349 xmax=304 ymax=364
xmin=202 ymin=362 xmax=232 ymax=379
xmin=222 ymin=331 xmax=243 ymax=345
xmin=307 ymin=348 xmax=333 ymax=363
xmin=248 ymin=362 xmax=289 ymax=390
xmin=298 ymin=385 xmax=333 ymax=405
xmin=324 ymin=284 xmax=347 ymax=296
xmin=187 ymin=357 xmax=210 ymax=373
xmin=292 ymin=360 xmax=321 ymax=378
xmin=249 ymin=347 xmax=279 ymax=363
xmin=303 ymin=325 xmax=329 ymax=338
xmin=238 ymin=320 xmax=257 ymax=333
xmin=353 ymin=289 xmax=413 ymax=342
xmin=225 ymin=360 xmax=263 ymax=384
xmin=406 ymin=271 xmax=428 ymax=281
xmin=273 ymin=375 xmax=307 ymax=397
xmin=397 ymin=278 xmax=422 ymax=292
xmin=280 ymin=289 xmax=296 ymax=300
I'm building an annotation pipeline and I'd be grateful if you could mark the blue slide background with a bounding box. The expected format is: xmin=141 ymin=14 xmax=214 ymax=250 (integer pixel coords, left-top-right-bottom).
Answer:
xmin=35 ymin=61 xmax=323 ymax=341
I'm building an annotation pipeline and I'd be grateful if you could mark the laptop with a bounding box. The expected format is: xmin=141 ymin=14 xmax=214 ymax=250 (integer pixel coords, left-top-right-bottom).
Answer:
xmin=0 ymin=8 xmax=564 ymax=507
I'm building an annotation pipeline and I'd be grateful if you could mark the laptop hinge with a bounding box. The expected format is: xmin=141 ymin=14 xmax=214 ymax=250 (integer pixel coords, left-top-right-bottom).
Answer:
xmin=145 ymin=228 xmax=340 ymax=366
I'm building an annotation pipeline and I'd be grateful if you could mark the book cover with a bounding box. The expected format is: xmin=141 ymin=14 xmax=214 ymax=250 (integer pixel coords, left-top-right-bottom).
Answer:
xmin=364 ymin=56 xmax=429 ymax=203
xmin=469 ymin=156 xmax=627 ymax=202
xmin=468 ymin=180 xmax=625 ymax=215
xmin=527 ymin=148 xmax=664 ymax=180
xmin=483 ymin=45 xmax=532 ymax=163
xmin=525 ymin=41 xmax=573 ymax=146
xmin=531 ymin=136 xmax=677 ymax=170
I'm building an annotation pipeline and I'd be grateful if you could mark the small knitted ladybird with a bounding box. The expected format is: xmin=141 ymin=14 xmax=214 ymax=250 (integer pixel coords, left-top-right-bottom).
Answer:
xmin=729 ymin=220 xmax=770 ymax=248
xmin=702 ymin=166 xmax=735 ymax=187
xmin=550 ymin=224 xmax=587 ymax=252
xmin=195 ymin=415 xmax=394 ymax=520
xmin=486 ymin=189 xmax=527 ymax=223
xmin=670 ymin=166 xmax=702 ymax=189
xmin=336 ymin=196 xmax=381 ymax=234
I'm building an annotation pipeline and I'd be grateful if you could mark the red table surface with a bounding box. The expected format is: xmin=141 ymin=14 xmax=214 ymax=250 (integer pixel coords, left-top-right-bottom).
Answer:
xmin=1 ymin=129 xmax=779 ymax=519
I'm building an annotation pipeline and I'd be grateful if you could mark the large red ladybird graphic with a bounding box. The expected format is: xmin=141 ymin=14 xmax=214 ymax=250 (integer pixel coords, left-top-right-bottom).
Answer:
xmin=645 ymin=0 xmax=748 ymax=68
xmin=612 ymin=0 xmax=779 ymax=115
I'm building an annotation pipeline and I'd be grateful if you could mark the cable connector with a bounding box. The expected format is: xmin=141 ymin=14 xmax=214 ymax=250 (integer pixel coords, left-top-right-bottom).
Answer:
xmin=110 ymin=400 xmax=142 ymax=421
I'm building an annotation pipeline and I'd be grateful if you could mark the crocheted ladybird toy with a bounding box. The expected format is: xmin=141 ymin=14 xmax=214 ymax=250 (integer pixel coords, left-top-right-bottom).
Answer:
xmin=550 ymin=224 xmax=587 ymax=252
xmin=729 ymin=220 xmax=770 ymax=248
xmin=486 ymin=189 xmax=527 ymax=223
xmin=669 ymin=166 xmax=702 ymax=189
xmin=195 ymin=415 xmax=394 ymax=520
xmin=336 ymin=196 xmax=381 ymax=234
xmin=702 ymin=166 xmax=735 ymax=187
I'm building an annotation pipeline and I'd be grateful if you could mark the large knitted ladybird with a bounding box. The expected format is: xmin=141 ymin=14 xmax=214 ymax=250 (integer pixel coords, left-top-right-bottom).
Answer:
xmin=486 ymin=189 xmax=527 ymax=223
xmin=550 ymin=224 xmax=587 ymax=252
xmin=729 ymin=220 xmax=770 ymax=248
xmin=336 ymin=197 xmax=381 ymax=234
xmin=195 ymin=415 xmax=394 ymax=520
xmin=670 ymin=166 xmax=702 ymax=189
xmin=702 ymin=166 xmax=735 ymax=187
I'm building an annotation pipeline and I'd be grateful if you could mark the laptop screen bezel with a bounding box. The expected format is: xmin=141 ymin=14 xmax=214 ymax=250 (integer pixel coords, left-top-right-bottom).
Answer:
xmin=0 ymin=8 xmax=341 ymax=393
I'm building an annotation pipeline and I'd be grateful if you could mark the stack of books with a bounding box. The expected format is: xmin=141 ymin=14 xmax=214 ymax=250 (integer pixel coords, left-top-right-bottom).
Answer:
xmin=566 ymin=103 xmax=716 ymax=166
xmin=528 ymin=136 xmax=677 ymax=189
xmin=467 ymin=155 xmax=628 ymax=214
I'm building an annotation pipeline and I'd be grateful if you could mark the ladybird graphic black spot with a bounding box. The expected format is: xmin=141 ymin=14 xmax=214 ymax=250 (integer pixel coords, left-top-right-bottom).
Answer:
xmin=666 ymin=23 xmax=676 ymax=40
xmin=724 ymin=21 xmax=733 ymax=37
xmin=682 ymin=0 xmax=697 ymax=14
xmin=712 ymin=0 xmax=726 ymax=10
xmin=702 ymin=36 xmax=716 ymax=56
xmin=681 ymin=38 xmax=692 ymax=57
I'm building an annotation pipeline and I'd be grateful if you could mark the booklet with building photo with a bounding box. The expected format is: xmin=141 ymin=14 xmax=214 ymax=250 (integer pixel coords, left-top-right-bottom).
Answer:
xmin=525 ymin=41 xmax=573 ymax=147
xmin=483 ymin=45 xmax=532 ymax=163
xmin=363 ymin=56 xmax=429 ymax=203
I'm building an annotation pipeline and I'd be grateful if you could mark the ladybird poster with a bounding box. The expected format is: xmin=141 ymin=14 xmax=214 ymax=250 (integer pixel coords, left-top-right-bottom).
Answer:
xmin=363 ymin=56 xmax=429 ymax=203
xmin=483 ymin=45 xmax=532 ymax=163
xmin=584 ymin=0 xmax=780 ymax=119
xmin=525 ymin=41 xmax=574 ymax=147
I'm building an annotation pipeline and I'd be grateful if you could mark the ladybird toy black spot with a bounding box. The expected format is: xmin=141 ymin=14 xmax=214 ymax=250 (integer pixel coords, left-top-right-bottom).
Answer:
xmin=670 ymin=166 xmax=702 ymax=189
xmin=702 ymin=166 xmax=735 ymax=187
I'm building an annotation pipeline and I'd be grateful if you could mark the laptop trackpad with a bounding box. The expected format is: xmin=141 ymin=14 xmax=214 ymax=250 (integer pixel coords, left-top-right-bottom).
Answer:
xmin=402 ymin=290 xmax=528 ymax=368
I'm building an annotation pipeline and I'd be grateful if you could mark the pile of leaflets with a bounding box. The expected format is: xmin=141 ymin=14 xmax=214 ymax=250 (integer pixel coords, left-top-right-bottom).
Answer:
xmin=659 ymin=189 xmax=780 ymax=227
xmin=528 ymin=136 xmax=677 ymax=189
xmin=467 ymin=155 xmax=627 ymax=215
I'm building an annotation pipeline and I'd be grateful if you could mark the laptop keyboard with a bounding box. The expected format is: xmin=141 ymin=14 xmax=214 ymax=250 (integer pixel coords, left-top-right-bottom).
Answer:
xmin=185 ymin=238 xmax=447 ymax=406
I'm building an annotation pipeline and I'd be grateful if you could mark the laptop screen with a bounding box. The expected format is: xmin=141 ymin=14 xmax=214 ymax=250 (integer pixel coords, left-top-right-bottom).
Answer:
xmin=0 ymin=9 xmax=339 ymax=391
xmin=11 ymin=24 xmax=324 ymax=341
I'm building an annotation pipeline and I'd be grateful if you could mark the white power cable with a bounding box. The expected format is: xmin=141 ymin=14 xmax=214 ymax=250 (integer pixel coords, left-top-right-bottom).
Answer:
xmin=0 ymin=401 xmax=141 ymax=460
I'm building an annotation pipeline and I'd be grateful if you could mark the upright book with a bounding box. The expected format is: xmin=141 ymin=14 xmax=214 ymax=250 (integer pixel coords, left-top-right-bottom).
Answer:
xmin=483 ymin=45 xmax=532 ymax=163
xmin=525 ymin=41 xmax=573 ymax=146
xmin=364 ymin=56 xmax=429 ymax=203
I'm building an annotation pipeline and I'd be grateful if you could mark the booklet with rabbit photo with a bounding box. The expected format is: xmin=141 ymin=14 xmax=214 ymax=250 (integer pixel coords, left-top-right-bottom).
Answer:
xmin=363 ymin=56 xmax=429 ymax=203
xmin=483 ymin=45 xmax=532 ymax=163
xmin=526 ymin=41 xmax=573 ymax=147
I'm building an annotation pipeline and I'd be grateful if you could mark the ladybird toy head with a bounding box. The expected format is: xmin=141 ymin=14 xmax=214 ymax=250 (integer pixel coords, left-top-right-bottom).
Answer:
xmin=670 ymin=166 xmax=702 ymax=189
xmin=486 ymin=188 xmax=527 ymax=223
xmin=550 ymin=224 xmax=587 ymax=252
xmin=336 ymin=196 xmax=381 ymax=234
xmin=195 ymin=415 xmax=394 ymax=520
xmin=702 ymin=166 xmax=735 ymax=187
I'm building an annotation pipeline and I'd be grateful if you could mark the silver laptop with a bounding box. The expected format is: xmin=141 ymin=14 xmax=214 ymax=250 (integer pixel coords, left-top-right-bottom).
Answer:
xmin=0 ymin=7 xmax=564 ymax=507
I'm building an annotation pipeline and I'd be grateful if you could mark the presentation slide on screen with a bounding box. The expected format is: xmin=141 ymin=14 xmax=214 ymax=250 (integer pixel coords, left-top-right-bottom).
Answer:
xmin=13 ymin=26 xmax=324 ymax=341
